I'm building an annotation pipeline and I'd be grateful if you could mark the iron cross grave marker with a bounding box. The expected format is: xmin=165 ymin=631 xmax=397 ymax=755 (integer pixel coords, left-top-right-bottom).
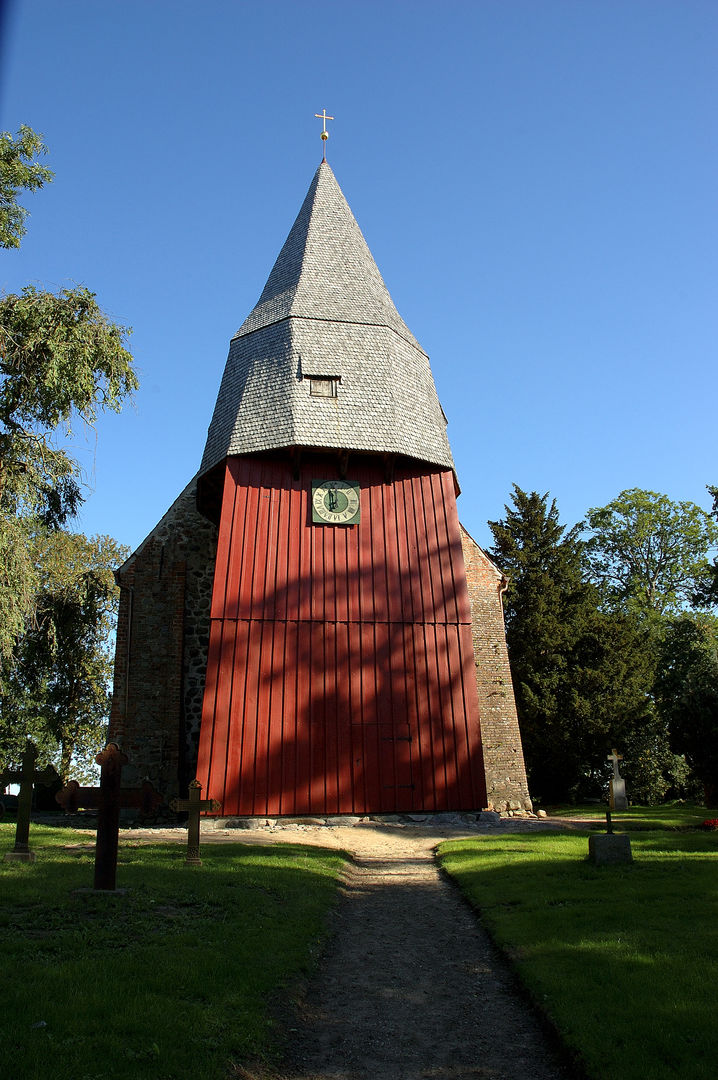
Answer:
xmin=1 ymin=741 xmax=57 ymax=863
xmin=169 ymin=779 xmax=221 ymax=866
xmin=55 ymin=743 xmax=163 ymax=890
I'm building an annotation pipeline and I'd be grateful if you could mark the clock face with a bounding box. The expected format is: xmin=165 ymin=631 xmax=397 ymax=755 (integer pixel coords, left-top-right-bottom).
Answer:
xmin=312 ymin=480 xmax=361 ymax=525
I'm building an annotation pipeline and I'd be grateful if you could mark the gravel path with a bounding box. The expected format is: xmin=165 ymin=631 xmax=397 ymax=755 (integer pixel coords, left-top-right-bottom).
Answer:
xmin=120 ymin=818 xmax=579 ymax=1079
xmin=277 ymin=825 xmax=573 ymax=1080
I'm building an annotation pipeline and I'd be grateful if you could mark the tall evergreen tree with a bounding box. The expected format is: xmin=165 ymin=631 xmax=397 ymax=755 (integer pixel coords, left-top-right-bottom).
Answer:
xmin=489 ymin=486 xmax=655 ymax=802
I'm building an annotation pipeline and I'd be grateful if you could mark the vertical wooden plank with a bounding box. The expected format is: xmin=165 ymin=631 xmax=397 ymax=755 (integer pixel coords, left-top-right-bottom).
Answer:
xmin=336 ymin=621 xmax=355 ymax=813
xmin=371 ymin=484 xmax=390 ymax=623
xmin=404 ymin=473 xmax=426 ymax=623
xmin=374 ymin=621 xmax=395 ymax=811
xmin=348 ymin=621 xmax=366 ymax=811
xmin=310 ymin=516 xmax=324 ymax=625
xmin=238 ymin=479 xmax=260 ymax=620
xmin=286 ymin=477 xmax=301 ymax=620
xmin=413 ymin=623 xmax=436 ymax=811
xmin=222 ymin=619 xmax=250 ymax=817
xmin=419 ymin=473 xmax=443 ymax=624
xmin=260 ymin=464 xmax=280 ymax=623
xmin=429 ymin=471 xmax=454 ymax=624
xmin=389 ymin=620 xmax=413 ymax=811
xmin=278 ymin=620 xmax=297 ymax=815
xmin=253 ymin=620 xmax=273 ymax=816
xmin=333 ymin=523 xmax=349 ymax=624
xmin=382 ymin=481 xmax=403 ymax=623
xmin=357 ymin=479 xmax=375 ymax=622
xmin=265 ymin=621 xmax=285 ymax=816
xmin=360 ymin=622 xmax=381 ymax=810
xmin=250 ymin=470 xmax=271 ymax=623
xmin=322 ymin=526 xmax=337 ymax=626
xmin=273 ymin=477 xmax=290 ymax=620
xmin=226 ymin=460 xmax=247 ymax=620
xmin=238 ymin=620 xmax=260 ymax=815
xmin=394 ymin=473 xmax=415 ymax=623
xmin=401 ymin=622 xmax=423 ymax=807
xmin=437 ymin=624 xmax=461 ymax=809
xmin=297 ymin=480 xmax=312 ymax=623
xmin=441 ymin=469 xmax=473 ymax=625
xmin=323 ymin=622 xmax=339 ymax=813
xmin=309 ymin=620 xmax=326 ymax=812
xmin=346 ymin=498 xmax=361 ymax=622
xmin=294 ymin=621 xmax=312 ymax=813
xmin=425 ymin=623 xmax=448 ymax=810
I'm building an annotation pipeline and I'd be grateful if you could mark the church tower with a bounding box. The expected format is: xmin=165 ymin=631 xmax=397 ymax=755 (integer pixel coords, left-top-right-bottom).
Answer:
xmin=109 ymin=156 xmax=532 ymax=817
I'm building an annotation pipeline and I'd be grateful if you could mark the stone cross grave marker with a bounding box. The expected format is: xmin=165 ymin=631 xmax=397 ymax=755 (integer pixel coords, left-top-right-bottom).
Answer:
xmin=55 ymin=743 xmax=163 ymax=890
xmin=1 ymin=741 xmax=57 ymax=862
xmin=607 ymin=748 xmax=628 ymax=810
xmin=169 ymin=779 xmax=221 ymax=866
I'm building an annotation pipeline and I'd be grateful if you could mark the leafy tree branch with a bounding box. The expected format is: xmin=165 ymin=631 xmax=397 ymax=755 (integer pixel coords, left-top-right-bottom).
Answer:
xmin=0 ymin=126 xmax=53 ymax=249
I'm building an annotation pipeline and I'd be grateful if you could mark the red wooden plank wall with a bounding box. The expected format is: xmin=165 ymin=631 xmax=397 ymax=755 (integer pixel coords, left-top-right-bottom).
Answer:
xmin=196 ymin=456 xmax=486 ymax=815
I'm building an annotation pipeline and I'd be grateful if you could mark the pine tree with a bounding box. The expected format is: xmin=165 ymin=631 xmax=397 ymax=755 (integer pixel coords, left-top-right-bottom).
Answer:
xmin=489 ymin=486 xmax=655 ymax=802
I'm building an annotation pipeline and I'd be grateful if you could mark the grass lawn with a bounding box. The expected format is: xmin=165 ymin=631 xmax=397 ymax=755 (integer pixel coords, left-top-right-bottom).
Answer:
xmin=439 ymin=824 xmax=718 ymax=1080
xmin=545 ymin=802 xmax=711 ymax=829
xmin=0 ymin=824 xmax=347 ymax=1080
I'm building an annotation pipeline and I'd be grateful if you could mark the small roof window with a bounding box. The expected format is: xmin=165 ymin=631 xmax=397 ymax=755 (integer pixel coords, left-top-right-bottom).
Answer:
xmin=309 ymin=376 xmax=339 ymax=398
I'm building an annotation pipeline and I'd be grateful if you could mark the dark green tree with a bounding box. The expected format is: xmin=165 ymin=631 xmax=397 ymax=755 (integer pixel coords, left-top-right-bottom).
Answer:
xmin=654 ymin=616 xmax=718 ymax=807
xmin=0 ymin=126 xmax=53 ymax=249
xmin=489 ymin=486 xmax=656 ymax=802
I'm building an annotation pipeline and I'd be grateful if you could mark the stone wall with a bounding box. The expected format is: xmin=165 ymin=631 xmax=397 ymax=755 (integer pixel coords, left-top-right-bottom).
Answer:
xmin=460 ymin=526 xmax=532 ymax=813
xmin=109 ymin=478 xmax=218 ymax=796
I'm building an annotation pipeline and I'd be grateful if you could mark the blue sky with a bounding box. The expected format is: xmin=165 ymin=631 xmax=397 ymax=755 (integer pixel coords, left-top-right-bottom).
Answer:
xmin=1 ymin=0 xmax=716 ymax=553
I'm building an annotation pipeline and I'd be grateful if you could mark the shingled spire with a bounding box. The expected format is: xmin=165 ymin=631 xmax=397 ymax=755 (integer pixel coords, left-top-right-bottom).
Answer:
xmin=199 ymin=161 xmax=454 ymax=479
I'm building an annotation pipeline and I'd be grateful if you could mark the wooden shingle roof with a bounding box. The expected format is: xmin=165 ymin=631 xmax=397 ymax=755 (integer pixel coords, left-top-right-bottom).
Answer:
xmin=199 ymin=161 xmax=454 ymax=476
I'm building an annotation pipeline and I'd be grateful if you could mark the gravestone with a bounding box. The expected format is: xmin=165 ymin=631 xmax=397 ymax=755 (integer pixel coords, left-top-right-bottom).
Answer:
xmin=588 ymin=809 xmax=633 ymax=865
xmin=1 ymin=741 xmax=57 ymax=863
xmin=56 ymin=743 xmax=163 ymax=890
xmin=169 ymin=779 xmax=221 ymax=865
xmin=607 ymin=748 xmax=628 ymax=810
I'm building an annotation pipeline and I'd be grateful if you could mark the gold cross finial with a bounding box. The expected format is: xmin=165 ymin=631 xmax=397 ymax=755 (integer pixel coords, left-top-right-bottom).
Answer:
xmin=315 ymin=109 xmax=334 ymax=161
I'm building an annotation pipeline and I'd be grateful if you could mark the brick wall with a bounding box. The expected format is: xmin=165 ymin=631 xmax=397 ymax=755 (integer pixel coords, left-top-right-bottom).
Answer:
xmin=109 ymin=479 xmax=218 ymax=796
xmin=460 ymin=526 xmax=532 ymax=812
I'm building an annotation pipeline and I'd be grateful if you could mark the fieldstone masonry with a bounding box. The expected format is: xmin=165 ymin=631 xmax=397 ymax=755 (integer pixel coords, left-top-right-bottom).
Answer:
xmin=109 ymin=480 xmax=218 ymax=797
xmin=461 ymin=526 xmax=532 ymax=813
